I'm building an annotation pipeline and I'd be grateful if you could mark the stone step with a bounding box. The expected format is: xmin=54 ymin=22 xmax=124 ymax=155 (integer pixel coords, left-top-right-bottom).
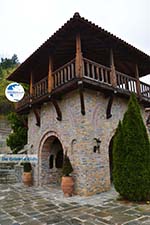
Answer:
xmin=0 ymin=173 xmax=17 ymax=184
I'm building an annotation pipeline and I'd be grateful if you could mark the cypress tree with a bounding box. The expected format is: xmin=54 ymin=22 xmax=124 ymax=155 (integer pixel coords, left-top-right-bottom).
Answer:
xmin=113 ymin=93 xmax=150 ymax=201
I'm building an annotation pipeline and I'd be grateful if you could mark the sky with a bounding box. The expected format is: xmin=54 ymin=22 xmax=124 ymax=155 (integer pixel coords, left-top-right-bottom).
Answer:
xmin=0 ymin=0 xmax=150 ymax=83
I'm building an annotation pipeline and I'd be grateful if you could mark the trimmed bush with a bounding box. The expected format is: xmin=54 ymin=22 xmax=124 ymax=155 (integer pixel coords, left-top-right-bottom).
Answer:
xmin=62 ymin=152 xmax=73 ymax=176
xmin=23 ymin=162 xmax=32 ymax=172
xmin=113 ymin=93 xmax=150 ymax=201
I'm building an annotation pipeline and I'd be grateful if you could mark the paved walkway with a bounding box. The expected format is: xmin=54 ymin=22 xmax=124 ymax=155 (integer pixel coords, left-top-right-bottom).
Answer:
xmin=0 ymin=184 xmax=150 ymax=225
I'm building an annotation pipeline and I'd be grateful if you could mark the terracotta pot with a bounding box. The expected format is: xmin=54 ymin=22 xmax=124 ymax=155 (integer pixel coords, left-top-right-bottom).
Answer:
xmin=61 ymin=176 xmax=74 ymax=197
xmin=22 ymin=172 xmax=32 ymax=186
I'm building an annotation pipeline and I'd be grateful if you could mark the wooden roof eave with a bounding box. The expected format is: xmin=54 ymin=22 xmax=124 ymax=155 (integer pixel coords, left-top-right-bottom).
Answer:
xmin=7 ymin=12 xmax=150 ymax=83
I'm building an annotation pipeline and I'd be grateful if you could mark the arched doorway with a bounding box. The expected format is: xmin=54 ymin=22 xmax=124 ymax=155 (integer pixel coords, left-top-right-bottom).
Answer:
xmin=109 ymin=136 xmax=114 ymax=184
xmin=39 ymin=135 xmax=64 ymax=185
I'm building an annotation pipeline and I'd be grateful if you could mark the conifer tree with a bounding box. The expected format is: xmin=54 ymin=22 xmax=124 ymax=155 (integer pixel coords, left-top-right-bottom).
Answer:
xmin=113 ymin=93 xmax=150 ymax=201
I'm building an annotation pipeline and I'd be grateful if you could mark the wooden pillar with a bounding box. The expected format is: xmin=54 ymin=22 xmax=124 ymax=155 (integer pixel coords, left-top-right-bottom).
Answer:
xmin=30 ymin=72 xmax=33 ymax=95
xmin=110 ymin=49 xmax=117 ymax=87
xmin=48 ymin=57 xmax=53 ymax=93
xmin=135 ymin=64 xmax=141 ymax=96
xmin=76 ymin=33 xmax=83 ymax=78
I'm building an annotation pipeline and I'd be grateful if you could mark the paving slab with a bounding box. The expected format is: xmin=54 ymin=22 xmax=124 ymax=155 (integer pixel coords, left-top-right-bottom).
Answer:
xmin=0 ymin=184 xmax=150 ymax=225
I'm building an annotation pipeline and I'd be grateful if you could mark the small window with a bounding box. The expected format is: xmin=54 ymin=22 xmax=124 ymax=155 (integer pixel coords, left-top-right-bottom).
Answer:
xmin=49 ymin=155 xmax=54 ymax=169
xmin=55 ymin=151 xmax=63 ymax=168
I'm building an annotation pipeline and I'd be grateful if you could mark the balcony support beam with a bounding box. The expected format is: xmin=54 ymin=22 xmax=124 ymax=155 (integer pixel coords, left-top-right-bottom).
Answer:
xmin=76 ymin=33 xmax=83 ymax=78
xmin=48 ymin=57 xmax=53 ymax=93
xmin=33 ymin=108 xmax=40 ymax=126
xmin=51 ymin=99 xmax=62 ymax=121
xmin=110 ymin=49 xmax=117 ymax=87
xmin=106 ymin=94 xmax=114 ymax=119
xmin=78 ymin=81 xmax=85 ymax=115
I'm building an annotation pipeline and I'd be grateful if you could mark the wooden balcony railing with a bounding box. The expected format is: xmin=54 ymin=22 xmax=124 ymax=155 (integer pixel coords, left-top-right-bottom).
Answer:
xmin=140 ymin=81 xmax=150 ymax=99
xmin=52 ymin=58 xmax=76 ymax=88
xmin=33 ymin=76 xmax=48 ymax=98
xmin=116 ymin=71 xmax=137 ymax=93
xmin=16 ymin=58 xmax=150 ymax=111
xmin=83 ymin=58 xmax=111 ymax=84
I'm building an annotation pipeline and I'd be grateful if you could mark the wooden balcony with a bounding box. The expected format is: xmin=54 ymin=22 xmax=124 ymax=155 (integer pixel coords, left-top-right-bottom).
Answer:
xmin=16 ymin=57 xmax=150 ymax=112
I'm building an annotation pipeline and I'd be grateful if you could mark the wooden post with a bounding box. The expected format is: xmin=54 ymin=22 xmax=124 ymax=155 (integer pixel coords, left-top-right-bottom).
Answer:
xmin=135 ymin=64 xmax=141 ymax=97
xmin=110 ymin=49 xmax=117 ymax=87
xmin=30 ymin=72 xmax=33 ymax=95
xmin=48 ymin=57 xmax=53 ymax=93
xmin=76 ymin=33 xmax=83 ymax=78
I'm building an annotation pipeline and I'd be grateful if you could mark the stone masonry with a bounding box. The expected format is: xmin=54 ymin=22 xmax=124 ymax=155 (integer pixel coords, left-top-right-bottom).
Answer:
xmin=28 ymin=89 xmax=147 ymax=196
xmin=0 ymin=116 xmax=11 ymax=154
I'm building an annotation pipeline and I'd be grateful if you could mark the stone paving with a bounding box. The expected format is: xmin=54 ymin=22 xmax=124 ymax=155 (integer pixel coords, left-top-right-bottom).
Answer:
xmin=0 ymin=184 xmax=150 ymax=225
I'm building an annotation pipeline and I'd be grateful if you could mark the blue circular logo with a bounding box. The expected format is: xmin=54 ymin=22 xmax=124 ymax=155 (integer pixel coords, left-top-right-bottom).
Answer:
xmin=5 ymin=82 xmax=25 ymax=102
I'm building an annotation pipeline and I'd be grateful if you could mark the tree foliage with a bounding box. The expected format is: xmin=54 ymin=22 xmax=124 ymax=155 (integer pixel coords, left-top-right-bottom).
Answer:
xmin=0 ymin=54 xmax=19 ymax=115
xmin=6 ymin=112 xmax=28 ymax=153
xmin=113 ymin=93 xmax=150 ymax=201
xmin=0 ymin=54 xmax=27 ymax=153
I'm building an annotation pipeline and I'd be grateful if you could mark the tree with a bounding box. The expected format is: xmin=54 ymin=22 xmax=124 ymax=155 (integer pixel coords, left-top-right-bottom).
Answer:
xmin=113 ymin=93 xmax=150 ymax=201
xmin=0 ymin=54 xmax=20 ymax=115
xmin=0 ymin=54 xmax=19 ymax=70
xmin=6 ymin=112 xmax=28 ymax=153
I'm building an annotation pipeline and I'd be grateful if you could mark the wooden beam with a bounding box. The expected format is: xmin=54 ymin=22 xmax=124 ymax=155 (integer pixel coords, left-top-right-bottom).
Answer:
xmin=110 ymin=49 xmax=117 ymax=87
xmin=29 ymin=72 xmax=33 ymax=95
xmin=76 ymin=33 xmax=83 ymax=78
xmin=51 ymin=99 xmax=62 ymax=121
xmin=110 ymin=48 xmax=115 ymax=66
xmin=33 ymin=108 xmax=40 ymax=126
xmin=106 ymin=94 xmax=113 ymax=119
xmin=48 ymin=57 xmax=53 ymax=93
xmin=135 ymin=64 xmax=141 ymax=97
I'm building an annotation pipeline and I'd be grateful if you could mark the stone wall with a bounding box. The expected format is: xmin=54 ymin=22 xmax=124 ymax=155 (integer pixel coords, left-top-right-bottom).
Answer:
xmin=0 ymin=116 xmax=11 ymax=154
xmin=28 ymin=89 xmax=146 ymax=196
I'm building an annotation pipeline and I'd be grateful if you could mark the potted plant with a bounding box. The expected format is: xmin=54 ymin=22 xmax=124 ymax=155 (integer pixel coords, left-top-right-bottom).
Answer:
xmin=61 ymin=151 xmax=74 ymax=197
xmin=22 ymin=162 xmax=32 ymax=186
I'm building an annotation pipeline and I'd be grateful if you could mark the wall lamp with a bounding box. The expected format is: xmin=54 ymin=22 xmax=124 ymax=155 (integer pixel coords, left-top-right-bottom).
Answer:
xmin=93 ymin=138 xmax=101 ymax=153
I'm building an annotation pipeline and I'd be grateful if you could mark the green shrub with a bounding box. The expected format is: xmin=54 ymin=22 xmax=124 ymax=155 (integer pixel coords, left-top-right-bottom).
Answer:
xmin=62 ymin=152 xmax=73 ymax=176
xmin=6 ymin=112 xmax=27 ymax=153
xmin=23 ymin=162 xmax=32 ymax=172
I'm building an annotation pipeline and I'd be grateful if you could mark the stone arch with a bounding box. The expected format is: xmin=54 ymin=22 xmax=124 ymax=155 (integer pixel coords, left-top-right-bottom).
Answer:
xmin=38 ymin=131 xmax=64 ymax=185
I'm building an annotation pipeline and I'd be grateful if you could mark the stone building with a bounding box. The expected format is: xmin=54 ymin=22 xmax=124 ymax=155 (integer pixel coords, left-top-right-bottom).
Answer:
xmin=8 ymin=13 xmax=150 ymax=196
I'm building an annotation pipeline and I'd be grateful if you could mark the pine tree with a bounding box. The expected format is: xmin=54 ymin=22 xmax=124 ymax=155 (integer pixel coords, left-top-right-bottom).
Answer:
xmin=113 ymin=93 xmax=150 ymax=201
